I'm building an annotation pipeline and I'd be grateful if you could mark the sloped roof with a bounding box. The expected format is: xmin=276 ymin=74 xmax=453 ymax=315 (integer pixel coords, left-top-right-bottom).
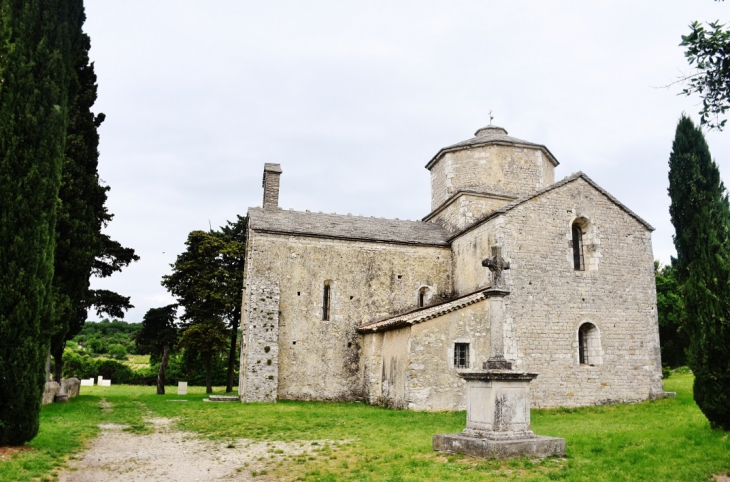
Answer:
xmin=449 ymin=171 xmax=655 ymax=242
xmin=358 ymin=289 xmax=488 ymax=333
xmin=248 ymin=207 xmax=450 ymax=247
xmin=425 ymin=126 xmax=559 ymax=170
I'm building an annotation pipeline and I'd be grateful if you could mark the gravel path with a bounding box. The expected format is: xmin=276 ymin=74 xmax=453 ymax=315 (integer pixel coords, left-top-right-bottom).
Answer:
xmin=58 ymin=413 xmax=333 ymax=481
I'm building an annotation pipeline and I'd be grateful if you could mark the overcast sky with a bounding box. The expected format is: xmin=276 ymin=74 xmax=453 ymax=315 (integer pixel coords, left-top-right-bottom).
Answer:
xmin=83 ymin=1 xmax=729 ymax=323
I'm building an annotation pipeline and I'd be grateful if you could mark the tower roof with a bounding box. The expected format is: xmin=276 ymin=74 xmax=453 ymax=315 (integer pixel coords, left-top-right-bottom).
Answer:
xmin=425 ymin=125 xmax=559 ymax=170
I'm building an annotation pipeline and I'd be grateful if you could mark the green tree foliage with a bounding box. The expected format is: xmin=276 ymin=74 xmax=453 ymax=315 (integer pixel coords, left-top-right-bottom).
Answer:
xmin=178 ymin=320 xmax=229 ymax=393
xmin=136 ymin=305 xmax=178 ymax=394
xmin=162 ymin=230 xmax=234 ymax=393
xmin=668 ymin=114 xmax=730 ymax=430
xmin=655 ymin=261 xmax=688 ymax=368
xmin=162 ymin=221 xmax=247 ymax=393
xmin=680 ymin=21 xmax=730 ymax=130
xmin=107 ymin=344 xmax=127 ymax=360
xmin=0 ymin=0 xmax=83 ymax=445
xmin=72 ymin=318 xmax=141 ymax=353
xmin=218 ymin=216 xmax=247 ymax=392
xmin=48 ymin=12 xmax=138 ymax=382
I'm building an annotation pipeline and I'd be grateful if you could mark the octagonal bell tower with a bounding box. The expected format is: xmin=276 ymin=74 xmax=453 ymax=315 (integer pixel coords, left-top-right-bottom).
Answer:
xmin=423 ymin=125 xmax=559 ymax=234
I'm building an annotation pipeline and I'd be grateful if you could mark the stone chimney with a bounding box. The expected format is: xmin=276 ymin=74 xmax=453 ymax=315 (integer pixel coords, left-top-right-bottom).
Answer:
xmin=262 ymin=163 xmax=282 ymax=210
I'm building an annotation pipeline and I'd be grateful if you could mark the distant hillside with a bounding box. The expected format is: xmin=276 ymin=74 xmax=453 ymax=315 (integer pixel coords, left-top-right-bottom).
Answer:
xmin=72 ymin=319 xmax=142 ymax=355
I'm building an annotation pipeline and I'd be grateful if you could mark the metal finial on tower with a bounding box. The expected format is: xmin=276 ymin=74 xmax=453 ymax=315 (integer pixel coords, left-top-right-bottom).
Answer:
xmin=489 ymin=109 xmax=494 ymax=126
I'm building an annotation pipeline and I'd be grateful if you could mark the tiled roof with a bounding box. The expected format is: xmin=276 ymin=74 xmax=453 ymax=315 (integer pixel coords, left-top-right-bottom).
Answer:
xmin=358 ymin=290 xmax=489 ymax=333
xmin=248 ymin=207 xmax=451 ymax=246
xmin=425 ymin=126 xmax=559 ymax=169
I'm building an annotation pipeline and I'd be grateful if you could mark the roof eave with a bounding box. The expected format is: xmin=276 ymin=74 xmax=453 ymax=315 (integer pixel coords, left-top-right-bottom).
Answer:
xmin=425 ymin=141 xmax=560 ymax=170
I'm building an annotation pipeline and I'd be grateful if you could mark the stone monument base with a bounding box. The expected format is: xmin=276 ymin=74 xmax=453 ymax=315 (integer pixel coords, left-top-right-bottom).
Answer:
xmin=433 ymin=432 xmax=565 ymax=459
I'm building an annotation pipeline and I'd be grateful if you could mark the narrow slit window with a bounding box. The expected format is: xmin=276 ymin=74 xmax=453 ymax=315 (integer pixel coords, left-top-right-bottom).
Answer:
xmin=572 ymin=223 xmax=584 ymax=271
xmin=322 ymin=283 xmax=331 ymax=321
xmin=578 ymin=329 xmax=586 ymax=364
xmin=453 ymin=343 xmax=469 ymax=368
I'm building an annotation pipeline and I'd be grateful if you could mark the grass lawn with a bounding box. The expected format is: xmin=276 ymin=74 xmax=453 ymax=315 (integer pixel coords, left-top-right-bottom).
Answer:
xmin=0 ymin=373 xmax=728 ymax=481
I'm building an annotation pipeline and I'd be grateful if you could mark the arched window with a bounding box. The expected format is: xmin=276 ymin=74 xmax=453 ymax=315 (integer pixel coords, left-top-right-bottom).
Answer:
xmin=418 ymin=287 xmax=430 ymax=308
xmin=322 ymin=281 xmax=331 ymax=321
xmin=572 ymin=223 xmax=584 ymax=271
xmin=578 ymin=322 xmax=602 ymax=366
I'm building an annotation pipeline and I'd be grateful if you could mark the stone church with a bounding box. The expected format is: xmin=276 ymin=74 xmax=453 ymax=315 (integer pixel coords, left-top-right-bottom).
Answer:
xmin=238 ymin=125 xmax=664 ymax=411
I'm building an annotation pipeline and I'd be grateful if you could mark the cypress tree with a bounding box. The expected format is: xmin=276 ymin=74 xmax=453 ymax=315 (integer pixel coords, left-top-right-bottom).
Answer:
xmin=0 ymin=0 xmax=83 ymax=444
xmin=49 ymin=10 xmax=138 ymax=383
xmin=668 ymin=114 xmax=730 ymax=430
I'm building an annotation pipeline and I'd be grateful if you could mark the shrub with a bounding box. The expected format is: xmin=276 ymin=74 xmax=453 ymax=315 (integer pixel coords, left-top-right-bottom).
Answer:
xmin=108 ymin=344 xmax=128 ymax=360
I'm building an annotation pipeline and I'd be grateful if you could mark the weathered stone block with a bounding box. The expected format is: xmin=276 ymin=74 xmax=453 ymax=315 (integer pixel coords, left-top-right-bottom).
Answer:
xmin=433 ymin=433 xmax=565 ymax=459
xmin=42 ymin=381 xmax=60 ymax=405
xmin=60 ymin=378 xmax=80 ymax=398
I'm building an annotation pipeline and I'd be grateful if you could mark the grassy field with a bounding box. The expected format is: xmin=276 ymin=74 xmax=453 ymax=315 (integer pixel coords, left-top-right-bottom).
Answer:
xmin=0 ymin=374 xmax=728 ymax=481
xmin=120 ymin=353 xmax=150 ymax=370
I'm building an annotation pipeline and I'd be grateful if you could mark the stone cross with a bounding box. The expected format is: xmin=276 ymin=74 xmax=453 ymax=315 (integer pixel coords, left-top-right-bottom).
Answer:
xmin=482 ymin=246 xmax=510 ymax=290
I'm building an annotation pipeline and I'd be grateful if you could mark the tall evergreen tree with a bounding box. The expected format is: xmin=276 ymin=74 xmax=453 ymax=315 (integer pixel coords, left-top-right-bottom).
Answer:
xmin=655 ymin=261 xmax=688 ymax=368
xmin=136 ymin=305 xmax=179 ymax=395
xmin=162 ymin=224 xmax=246 ymax=393
xmin=49 ymin=14 xmax=138 ymax=382
xmin=668 ymin=114 xmax=730 ymax=430
xmin=0 ymin=0 xmax=83 ymax=445
xmin=218 ymin=216 xmax=247 ymax=393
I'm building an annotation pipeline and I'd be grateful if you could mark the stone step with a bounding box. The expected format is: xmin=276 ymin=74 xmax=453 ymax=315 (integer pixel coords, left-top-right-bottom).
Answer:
xmin=207 ymin=395 xmax=238 ymax=402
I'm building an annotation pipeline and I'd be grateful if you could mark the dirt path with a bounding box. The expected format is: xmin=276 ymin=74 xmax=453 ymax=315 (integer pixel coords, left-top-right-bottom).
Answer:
xmin=58 ymin=407 xmax=335 ymax=481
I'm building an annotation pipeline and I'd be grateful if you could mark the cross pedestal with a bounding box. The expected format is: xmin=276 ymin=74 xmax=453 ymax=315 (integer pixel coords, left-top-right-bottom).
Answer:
xmin=433 ymin=247 xmax=565 ymax=458
xmin=433 ymin=370 xmax=565 ymax=459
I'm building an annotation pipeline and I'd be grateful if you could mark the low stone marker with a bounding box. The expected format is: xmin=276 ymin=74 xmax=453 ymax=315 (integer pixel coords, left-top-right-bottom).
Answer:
xmin=205 ymin=395 xmax=238 ymax=402
xmin=80 ymin=378 xmax=94 ymax=386
xmin=42 ymin=381 xmax=60 ymax=405
xmin=100 ymin=379 xmax=111 ymax=387
xmin=178 ymin=381 xmax=188 ymax=395
xmin=60 ymin=377 xmax=80 ymax=398
xmin=54 ymin=394 xmax=69 ymax=403
xmin=97 ymin=375 xmax=104 ymax=385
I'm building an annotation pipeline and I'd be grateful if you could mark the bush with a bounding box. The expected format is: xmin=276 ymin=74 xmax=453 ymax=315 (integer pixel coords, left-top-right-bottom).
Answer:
xmin=86 ymin=338 xmax=106 ymax=354
xmin=108 ymin=344 xmax=128 ymax=360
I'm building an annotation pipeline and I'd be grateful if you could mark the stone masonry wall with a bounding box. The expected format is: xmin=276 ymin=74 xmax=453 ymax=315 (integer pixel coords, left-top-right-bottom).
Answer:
xmin=361 ymin=300 xmax=491 ymax=411
xmin=406 ymin=301 xmax=490 ymax=411
xmin=430 ymin=145 xmax=555 ymax=210
xmin=377 ymin=327 xmax=411 ymax=409
xmin=427 ymin=193 xmax=512 ymax=234
xmin=240 ymin=279 xmax=280 ymax=403
xmin=243 ymin=231 xmax=452 ymax=402
xmin=451 ymin=177 xmax=664 ymax=408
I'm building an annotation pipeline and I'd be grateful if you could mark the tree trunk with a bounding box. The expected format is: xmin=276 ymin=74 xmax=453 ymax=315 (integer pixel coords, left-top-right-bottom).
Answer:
xmin=205 ymin=356 xmax=212 ymax=394
xmin=45 ymin=352 xmax=51 ymax=383
xmin=52 ymin=344 xmax=65 ymax=383
xmin=156 ymin=345 xmax=170 ymax=395
xmin=225 ymin=321 xmax=239 ymax=393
